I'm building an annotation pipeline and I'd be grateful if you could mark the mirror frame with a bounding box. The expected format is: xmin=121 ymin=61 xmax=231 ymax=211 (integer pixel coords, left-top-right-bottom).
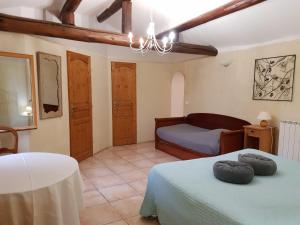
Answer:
xmin=0 ymin=51 xmax=37 ymax=131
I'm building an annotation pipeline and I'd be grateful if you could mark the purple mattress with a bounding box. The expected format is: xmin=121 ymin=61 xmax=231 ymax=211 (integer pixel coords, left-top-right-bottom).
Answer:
xmin=156 ymin=123 xmax=227 ymax=155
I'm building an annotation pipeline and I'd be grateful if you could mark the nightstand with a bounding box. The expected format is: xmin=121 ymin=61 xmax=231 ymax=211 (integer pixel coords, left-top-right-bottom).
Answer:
xmin=243 ymin=125 xmax=274 ymax=153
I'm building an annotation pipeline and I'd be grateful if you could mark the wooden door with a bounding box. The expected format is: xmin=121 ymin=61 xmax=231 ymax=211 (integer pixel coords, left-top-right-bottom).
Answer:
xmin=67 ymin=51 xmax=93 ymax=161
xmin=111 ymin=62 xmax=137 ymax=146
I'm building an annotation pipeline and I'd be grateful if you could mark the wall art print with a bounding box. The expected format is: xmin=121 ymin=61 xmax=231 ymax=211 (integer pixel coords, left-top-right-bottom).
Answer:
xmin=253 ymin=55 xmax=296 ymax=101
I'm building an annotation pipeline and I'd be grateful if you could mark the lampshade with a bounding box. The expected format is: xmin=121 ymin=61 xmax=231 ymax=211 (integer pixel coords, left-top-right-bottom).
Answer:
xmin=257 ymin=111 xmax=271 ymax=121
xmin=21 ymin=105 xmax=33 ymax=116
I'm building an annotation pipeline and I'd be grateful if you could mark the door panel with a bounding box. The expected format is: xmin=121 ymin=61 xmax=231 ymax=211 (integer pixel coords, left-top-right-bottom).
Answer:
xmin=111 ymin=62 xmax=137 ymax=146
xmin=67 ymin=51 xmax=93 ymax=161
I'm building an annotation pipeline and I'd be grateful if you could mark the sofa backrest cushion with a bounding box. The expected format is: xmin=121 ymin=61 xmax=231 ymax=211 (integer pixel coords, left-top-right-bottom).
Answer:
xmin=186 ymin=113 xmax=250 ymax=131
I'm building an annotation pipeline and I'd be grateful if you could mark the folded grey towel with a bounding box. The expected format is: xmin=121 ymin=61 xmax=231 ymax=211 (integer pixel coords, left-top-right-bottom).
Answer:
xmin=238 ymin=153 xmax=277 ymax=176
xmin=213 ymin=160 xmax=254 ymax=184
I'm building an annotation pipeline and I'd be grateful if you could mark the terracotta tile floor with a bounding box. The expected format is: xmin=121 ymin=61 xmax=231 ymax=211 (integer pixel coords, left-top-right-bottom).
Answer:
xmin=79 ymin=142 xmax=179 ymax=225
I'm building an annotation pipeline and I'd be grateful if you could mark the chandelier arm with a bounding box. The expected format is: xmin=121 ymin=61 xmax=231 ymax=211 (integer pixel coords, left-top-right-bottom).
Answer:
xmin=153 ymin=36 xmax=172 ymax=53
xmin=143 ymin=46 xmax=151 ymax=54
xmin=153 ymin=43 xmax=165 ymax=54
xmin=152 ymin=36 xmax=166 ymax=51
xmin=146 ymin=41 xmax=152 ymax=52
xmin=130 ymin=43 xmax=145 ymax=52
xmin=163 ymin=44 xmax=173 ymax=52
xmin=140 ymin=41 xmax=151 ymax=54
xmin=143 ymin=39 xmax=150 ymax=48
xmin=131 ymin=40 xmax=172 ymax=54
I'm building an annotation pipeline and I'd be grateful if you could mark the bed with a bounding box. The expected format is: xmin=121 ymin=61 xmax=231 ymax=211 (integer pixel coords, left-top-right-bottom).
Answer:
xmin=155 ymin=113 xmax=251 ymax=159
xmin=140 ymin=149 xmax=300 ymax=225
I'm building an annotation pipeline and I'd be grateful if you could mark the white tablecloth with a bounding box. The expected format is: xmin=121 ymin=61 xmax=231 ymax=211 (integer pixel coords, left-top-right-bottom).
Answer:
xmin=0 ymin=153 xmax=83 ymax=225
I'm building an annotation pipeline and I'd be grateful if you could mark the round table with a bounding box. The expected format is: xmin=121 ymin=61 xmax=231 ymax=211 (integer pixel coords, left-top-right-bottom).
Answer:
xmin=0 ymin=153 xmax=83 ymax=225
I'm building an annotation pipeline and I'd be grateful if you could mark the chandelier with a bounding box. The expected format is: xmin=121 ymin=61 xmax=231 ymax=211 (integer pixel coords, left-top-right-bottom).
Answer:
xmin=128 ymin=20 xmax=176 ymax=55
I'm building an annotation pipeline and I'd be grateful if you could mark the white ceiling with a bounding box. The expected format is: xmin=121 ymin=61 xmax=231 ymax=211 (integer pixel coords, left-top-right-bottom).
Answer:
xmin=181 ymin=0 xmax=300 ymax=51
xmin=0 ymin=0 xmax=300 ymax=52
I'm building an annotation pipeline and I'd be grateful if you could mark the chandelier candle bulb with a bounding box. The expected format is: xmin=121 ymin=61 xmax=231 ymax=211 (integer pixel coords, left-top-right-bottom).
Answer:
xmin=162 ymin=37 xmax=168 ymax=48
xmin=169 ymin=32 xmax=175 ymax=43
xmin=128 ymin=32 xmax=133 ymax=43
xmin=139 ymin=37 xmax=144 ymax=48
xmin=22 ymin=105 xmax=33 ymax=116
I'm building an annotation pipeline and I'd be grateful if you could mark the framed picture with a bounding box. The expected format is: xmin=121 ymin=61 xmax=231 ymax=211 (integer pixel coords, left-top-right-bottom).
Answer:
xmin=253 ymin=55 xmax=296 ymax=101
xmin=37 ymin=52 xmax=63 ymax=119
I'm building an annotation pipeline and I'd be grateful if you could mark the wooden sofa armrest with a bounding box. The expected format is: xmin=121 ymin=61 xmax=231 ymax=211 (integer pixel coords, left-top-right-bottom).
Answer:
xmin=155 ymin=117 xmax=186 ymax=149
xmin=155 ymin=117 xmax=186 ymax=129
xmin=220 ymin=129 xmax=244 ymax=155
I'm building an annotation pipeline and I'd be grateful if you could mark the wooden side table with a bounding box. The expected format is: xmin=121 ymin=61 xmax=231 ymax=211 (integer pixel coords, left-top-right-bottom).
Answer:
xmin=243 ymin=125 xmax=274 ymax=153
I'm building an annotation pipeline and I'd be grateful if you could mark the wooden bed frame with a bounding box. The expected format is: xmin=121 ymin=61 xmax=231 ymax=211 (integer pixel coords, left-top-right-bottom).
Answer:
xmin=155 ymin=113 xmax=251 ymax=160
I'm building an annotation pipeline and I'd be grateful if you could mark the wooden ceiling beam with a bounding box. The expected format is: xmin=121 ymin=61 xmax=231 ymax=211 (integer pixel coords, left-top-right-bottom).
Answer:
xmin=97 ymin=0 xmax=125 ymax=23
xmin=97 ymin=0 xmax=132 ymax=33
xmin=122 ymin=0 xmax=132 ymax=33
xmin=172 ymin=43 xmax=217 ymax=56
xmin=60 ymin=0 xmax=82 ymax=25
xmin=157 ymin=0 xmax=266 ymax=39
xmin=0 ymin=13 xmax=218 ymax=56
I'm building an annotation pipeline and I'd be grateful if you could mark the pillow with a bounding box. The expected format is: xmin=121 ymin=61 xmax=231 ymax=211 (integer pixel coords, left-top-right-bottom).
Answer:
xmin=213 ymin=160 xmax=254 ymax=184
xmin=238 ymin=153 xmax=277 ymax=176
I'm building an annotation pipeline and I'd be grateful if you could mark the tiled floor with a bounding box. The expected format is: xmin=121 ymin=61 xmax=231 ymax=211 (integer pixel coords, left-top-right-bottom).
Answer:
xmin=79 ymin=142 xmax=179 ymax=225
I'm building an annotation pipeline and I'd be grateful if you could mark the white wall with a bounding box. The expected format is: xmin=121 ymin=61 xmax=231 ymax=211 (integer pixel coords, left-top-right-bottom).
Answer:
xmin=171 ymin=72 xmax=185 ymax=117
xmin=0 ymin=32 xmax=110 ymax=155
xmin=2 ymin=32 xmax=300 ymax=154
xmin=106 ymin=59 xmax=174 ymax=143
xmin=0 ymin=31 xmax=174 ymax=155
xmin=136 ymin=62 xmax=173 ymax=142
xmin=180 ymin=38 xmax=300 ymax=147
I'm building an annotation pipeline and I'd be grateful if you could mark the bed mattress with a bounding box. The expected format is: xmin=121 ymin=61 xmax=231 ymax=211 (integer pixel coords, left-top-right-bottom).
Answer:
xmin=140 ymin=149 xmax=300 ymax=225
xmin=156 ymin=124 xmax=226 ymax=155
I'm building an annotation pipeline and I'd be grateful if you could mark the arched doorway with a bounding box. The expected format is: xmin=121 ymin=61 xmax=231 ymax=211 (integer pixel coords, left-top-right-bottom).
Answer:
xmin=171 ymin=72 xmax=184 ymax=117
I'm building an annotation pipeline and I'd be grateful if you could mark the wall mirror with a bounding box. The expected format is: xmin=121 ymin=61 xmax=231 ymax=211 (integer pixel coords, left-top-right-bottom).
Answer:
xmin=0 ymin=52 xmax=37 ymax=130
xmin=37 ymin=52 xmax=62 ymax=119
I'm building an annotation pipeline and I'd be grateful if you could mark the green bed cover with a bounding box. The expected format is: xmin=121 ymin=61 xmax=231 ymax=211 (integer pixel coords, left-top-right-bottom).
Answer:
xmin=140 ymin=149 xmax=300 ymax=225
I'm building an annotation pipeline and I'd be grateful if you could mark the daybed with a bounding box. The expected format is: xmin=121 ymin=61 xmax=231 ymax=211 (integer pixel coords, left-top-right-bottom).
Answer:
xmin=155 ymin=113 xmax=250 ymax=159
xmin=140 ymin=149 xmax=300 ymax=225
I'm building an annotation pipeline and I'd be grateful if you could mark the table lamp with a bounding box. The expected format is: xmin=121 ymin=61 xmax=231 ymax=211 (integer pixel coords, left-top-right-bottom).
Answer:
xmin=21 ymin=105 xmax=33 ymax=116
xmin=257 ymin=111 xmax=271 ymax=127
